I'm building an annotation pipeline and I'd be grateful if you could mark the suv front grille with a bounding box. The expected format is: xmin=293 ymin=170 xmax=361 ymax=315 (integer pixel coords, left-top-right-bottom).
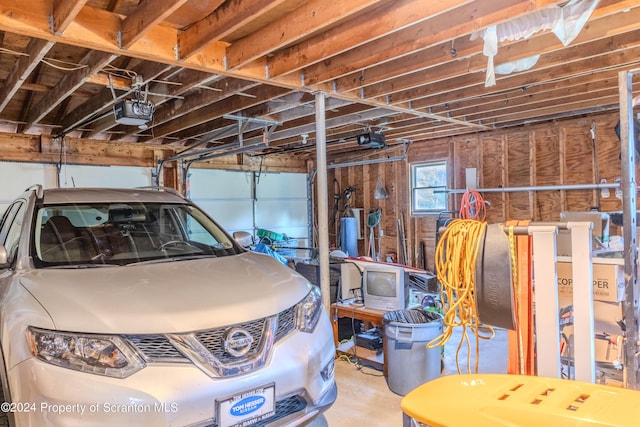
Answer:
xmin=127 ymin=334 xmax=186 ymax=361
xmin=196 ymin=318 xmax=265 ymax=364
xmin=125 ymin=305 xmax=297 ymax=374
xmin=276 ymin=306 xmax=296 ymax=340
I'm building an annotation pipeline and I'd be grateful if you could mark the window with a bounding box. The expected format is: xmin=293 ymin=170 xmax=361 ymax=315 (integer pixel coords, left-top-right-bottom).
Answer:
xmin=411 ymin=162 xmax=448 ymax=214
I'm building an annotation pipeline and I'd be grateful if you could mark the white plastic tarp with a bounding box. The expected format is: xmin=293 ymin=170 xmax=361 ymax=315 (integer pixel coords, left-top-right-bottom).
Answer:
xmin=472 ymin=0 xmax=599 ymax=87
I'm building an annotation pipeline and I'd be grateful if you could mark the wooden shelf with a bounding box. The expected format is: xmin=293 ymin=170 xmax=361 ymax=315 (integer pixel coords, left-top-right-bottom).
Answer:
xmin=331 ymin=301 xmax=388 ymax=375
xmin=336 ymin=340 xmax=384 ymax=369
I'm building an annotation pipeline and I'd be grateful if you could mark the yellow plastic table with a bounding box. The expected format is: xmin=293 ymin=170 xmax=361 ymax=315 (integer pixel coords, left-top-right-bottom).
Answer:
xmin=401 ymin=374 xmax=639 ymax=427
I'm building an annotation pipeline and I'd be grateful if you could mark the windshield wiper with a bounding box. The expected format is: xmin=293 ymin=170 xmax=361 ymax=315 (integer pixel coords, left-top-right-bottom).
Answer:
xmin=126 ymin=254 xmax=216 ymax=266
xmin=44 ymin=263 xmax=118 ymax=269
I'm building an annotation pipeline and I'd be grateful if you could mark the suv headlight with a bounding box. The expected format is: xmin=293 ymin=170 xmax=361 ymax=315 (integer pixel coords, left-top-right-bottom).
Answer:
xmin=27 ymin=327 xmax=145 ymax=378
xmin=295 ymin=286 xmax=322 ymax=333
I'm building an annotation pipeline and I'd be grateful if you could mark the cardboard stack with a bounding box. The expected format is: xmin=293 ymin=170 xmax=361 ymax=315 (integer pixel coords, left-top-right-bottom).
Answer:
xmin=556 ymin=256 xmax=626 ymax=384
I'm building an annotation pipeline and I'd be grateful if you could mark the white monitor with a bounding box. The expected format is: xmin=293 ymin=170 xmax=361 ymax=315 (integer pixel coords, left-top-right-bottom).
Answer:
xmin=339 ymin=262 xmax=362 ymax=301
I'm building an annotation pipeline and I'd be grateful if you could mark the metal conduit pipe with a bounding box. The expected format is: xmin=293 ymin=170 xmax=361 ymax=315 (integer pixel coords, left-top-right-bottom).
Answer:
xmin=442 ymin=183 xmax=620 ymax=193
xmin=327 ymin=155 xmax=406 ymax=169
xmin=315 ymin=92 xmax=331 ymax=312
xmin=438 ymin=221 xmax=571 ymax=237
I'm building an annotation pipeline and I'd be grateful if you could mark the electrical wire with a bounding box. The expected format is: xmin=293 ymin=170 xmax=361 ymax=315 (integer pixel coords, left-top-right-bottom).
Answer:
xmin=459 ymin=189 xmax=486 ymax=221
xmin=335 ymin=315 xmax=384 ymax=377
xmin=428 ymin=218 xmax=494 ymax=374
xmin=41 ymin=57 xmax=88 ymax=71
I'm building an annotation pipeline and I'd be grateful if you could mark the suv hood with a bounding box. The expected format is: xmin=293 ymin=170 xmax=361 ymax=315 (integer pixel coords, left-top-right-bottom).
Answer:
xmin=20 ymin=252 xmax=311 ymax=334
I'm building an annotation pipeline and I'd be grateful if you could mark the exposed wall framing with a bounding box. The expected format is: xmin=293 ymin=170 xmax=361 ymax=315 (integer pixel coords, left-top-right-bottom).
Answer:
xmin=326 ymin=111 xmax=629 ymax=272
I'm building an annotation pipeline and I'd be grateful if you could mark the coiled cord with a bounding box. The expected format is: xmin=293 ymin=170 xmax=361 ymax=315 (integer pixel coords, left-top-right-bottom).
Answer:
xmin=428 ymin=218 xmax=495 ymax=374
xmin=459 ymin=190 xmax=486 ymax=221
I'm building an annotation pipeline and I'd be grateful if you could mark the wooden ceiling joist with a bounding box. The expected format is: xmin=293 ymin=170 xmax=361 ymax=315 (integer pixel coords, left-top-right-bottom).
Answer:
xmin=0 ymin=0 xmax=635 ymax=157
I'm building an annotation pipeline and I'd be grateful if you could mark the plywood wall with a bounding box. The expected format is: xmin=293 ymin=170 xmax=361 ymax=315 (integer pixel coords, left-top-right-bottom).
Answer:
xmin=325 ymin=111 xmax=630 ymax=273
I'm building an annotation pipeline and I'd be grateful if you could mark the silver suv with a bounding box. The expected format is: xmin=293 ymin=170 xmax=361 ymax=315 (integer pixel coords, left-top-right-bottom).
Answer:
xmin=0 ymin=186 xmax=336 ymax=426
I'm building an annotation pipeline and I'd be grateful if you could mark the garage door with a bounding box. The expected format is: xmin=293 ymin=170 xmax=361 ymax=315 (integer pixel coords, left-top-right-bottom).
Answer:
xmin=188 ymin=169 xmax=310 ymax=248
xmin=0 ymin=162 xmax=57 ymax=211
xmin=0 ymin=161 xmax=151 ymax=213
xmin=57 ymin=164 xmax=151 ymax=189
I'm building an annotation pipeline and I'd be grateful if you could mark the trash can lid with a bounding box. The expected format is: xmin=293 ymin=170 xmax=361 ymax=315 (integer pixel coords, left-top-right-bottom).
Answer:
xmin=383 ymin=308 xmax=442 ymax=324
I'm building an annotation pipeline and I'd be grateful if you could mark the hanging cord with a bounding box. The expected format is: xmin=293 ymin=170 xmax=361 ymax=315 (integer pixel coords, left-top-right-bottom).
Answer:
xmin=428 ymin=218 xmax=494 ymax=374
xmin=459 ymin=190 xmax=486 ymax=221
xmin=332 ymin=179 xmax=341 ymax=247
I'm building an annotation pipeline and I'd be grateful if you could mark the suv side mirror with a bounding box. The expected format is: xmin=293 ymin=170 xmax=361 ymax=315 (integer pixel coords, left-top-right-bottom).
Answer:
xmin=233 ymin=231 xmax=254 ymax=248
xmin=0 ymin=245 xmax=8 ymax=268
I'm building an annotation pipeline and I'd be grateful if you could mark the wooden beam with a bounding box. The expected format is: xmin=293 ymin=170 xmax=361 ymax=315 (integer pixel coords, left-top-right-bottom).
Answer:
xmin=238 ymin=105 xmax=396 ymax=148
xmin=177 ymin=0 xmax=283 ymax=59
xmin=395 ymin=32 xmax=640 ymax=113
xmin=433 ymin=74 xmax=618 ymax=121
xmin=17 ymin=63 xmax=44 ymax=134
xmin=25 ymin=50 xmax=118 ymax=129
xmin=170 ymin=96 xmax=354 ymax=144
xmin=151 ymin=78 xmax=260 ymax=126
xmin=112 ymin=69 xmax=222 ymax=140
xmin=0 ymin=37 xmax=53 ymax=113
xmin=224 ymin=0 xmax=385 ymax=70
xmin=86 ymin=73 xmax=131 ymax=89
xmin=299 ymin=0 xmax=567 ymax=87
xmin=332 ymin=1 xmax=640 ymax=94
xmin=266 ymin=0 xmax=473 ymax=78
xmin=61 ymin=61 xmax=172 ymax=134
xmin=144 ymin=85 xmax=291 ymax=142
xmin=119 ymin=0 xmax=190 ymax=49
xmin=0 ymin=1 xmax=228 ymax=75
xmin=51 ymin=0 xmax=87 ymax=35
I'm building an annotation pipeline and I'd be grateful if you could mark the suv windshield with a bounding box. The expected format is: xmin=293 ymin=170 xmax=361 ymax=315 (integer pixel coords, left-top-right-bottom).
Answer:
xmin=31 ymin=202 xmax=242 ymax=267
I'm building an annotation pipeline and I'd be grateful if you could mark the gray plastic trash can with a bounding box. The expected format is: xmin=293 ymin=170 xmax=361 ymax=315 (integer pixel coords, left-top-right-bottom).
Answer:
xmin=383 ymin=309 xmax=443 ymax=396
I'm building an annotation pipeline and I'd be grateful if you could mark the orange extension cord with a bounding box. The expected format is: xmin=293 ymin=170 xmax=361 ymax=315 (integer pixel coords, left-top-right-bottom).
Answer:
xmin=459 ymin=190 xmax=486 ymax=221
xmin=429 ymin=189 xmax=497 ymax=374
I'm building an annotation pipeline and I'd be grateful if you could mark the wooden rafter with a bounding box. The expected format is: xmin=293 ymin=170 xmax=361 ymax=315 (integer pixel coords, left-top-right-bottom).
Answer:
xmin=119 ymin=0 xmax=190 ymax=49
xmin=25 ymin=50 xmax=118 ymax=130
xmin=335 ymin=2 xmax=640 ymax=97
xmin=61 ymin=61 xmax=173 ymax=134
xmin=177 ymin=0 xmax=283 ymax=60
xmin=149 ymin=78 xmax=260 ymax=127
xmin=0 ymin=38 xmax=54 ymax=114
xmin=144 ymin=85 xmax=291 ymax=142
xmin=266 ymin=0 xmax=474 ymax=78
xmin=17 ymin=63 xmax=44 ymax=134
xmin=51 ymin=0 xmax=88 ymax=35
xmin=224 ymin=0 xmax=385 ymax=70
xmin=0 ymin=0 xmax=636 ymax=158
xmin=299 ymin=0 xmax=567 ymax=87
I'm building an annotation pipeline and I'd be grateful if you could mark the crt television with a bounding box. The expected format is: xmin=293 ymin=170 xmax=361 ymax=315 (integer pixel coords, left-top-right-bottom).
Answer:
xmin=362 ymin=264 xmax=410 ymax=311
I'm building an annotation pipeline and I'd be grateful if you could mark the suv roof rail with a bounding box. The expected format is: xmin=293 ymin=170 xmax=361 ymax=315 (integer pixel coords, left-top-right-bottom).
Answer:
xmin=135 ymin=186 xmax=183 ymax=197
xmin=24 ymin=184 xmax=43 ymax=198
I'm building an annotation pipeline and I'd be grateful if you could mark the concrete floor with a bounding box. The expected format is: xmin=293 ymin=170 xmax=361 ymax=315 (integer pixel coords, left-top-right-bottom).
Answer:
xmin=316 ymin=326 xmax=509 ymax=427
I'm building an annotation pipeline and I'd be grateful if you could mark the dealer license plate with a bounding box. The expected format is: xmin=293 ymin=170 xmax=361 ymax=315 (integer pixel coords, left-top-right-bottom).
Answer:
xmin=216 ymin=383 xmax=276 ymax=427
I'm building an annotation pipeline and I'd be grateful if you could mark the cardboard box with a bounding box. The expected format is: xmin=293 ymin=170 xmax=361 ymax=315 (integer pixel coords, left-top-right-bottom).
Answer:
xmin=560 ymin=211 xmax=610 ymax=241
xmin=556 ymin=259 xmax=624 ymax=302
xmin=558 ymin=298 xmax=624 ymax=365
xmin=557 ymin=211 xmax=610 ymax=256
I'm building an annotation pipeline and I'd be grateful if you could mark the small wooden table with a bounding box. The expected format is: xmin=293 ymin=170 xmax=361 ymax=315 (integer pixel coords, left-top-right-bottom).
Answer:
xmin=330 ymin=301 xmax=389 ymax=375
